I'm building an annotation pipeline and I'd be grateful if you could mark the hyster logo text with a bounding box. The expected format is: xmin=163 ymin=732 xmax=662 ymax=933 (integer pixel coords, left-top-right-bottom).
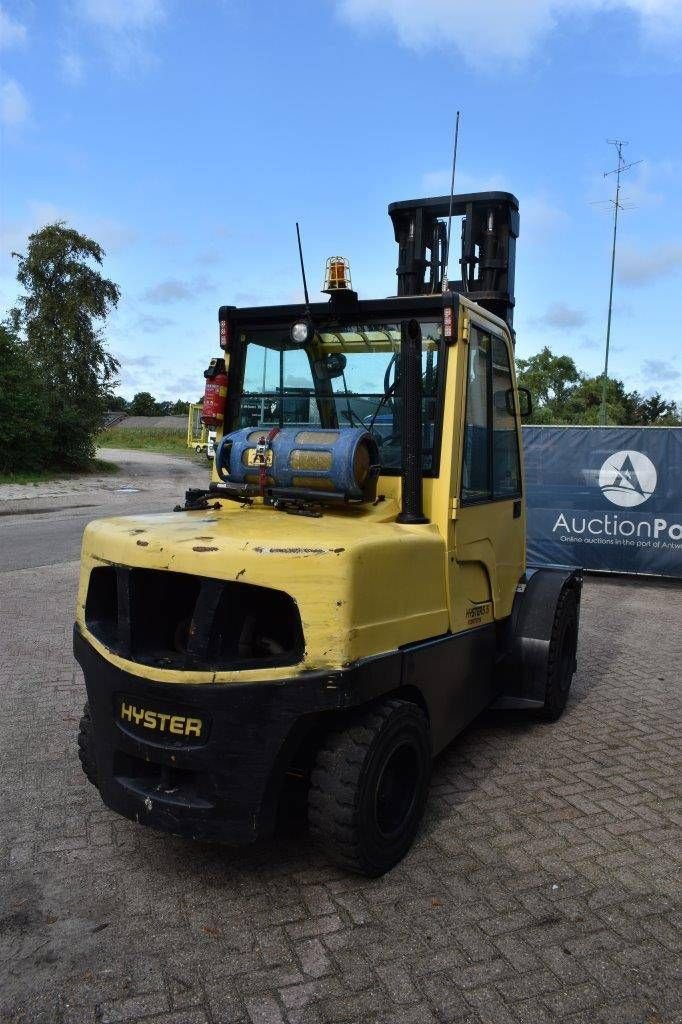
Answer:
xmin=120 ymin=702 xmax=203 ymax=738
xmin=598 ymin=449 xmax=657 ymax=508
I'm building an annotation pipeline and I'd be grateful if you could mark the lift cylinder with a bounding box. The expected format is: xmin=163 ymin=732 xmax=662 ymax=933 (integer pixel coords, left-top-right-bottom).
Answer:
xmin=215 ymin=426 xmax=380 ymax=501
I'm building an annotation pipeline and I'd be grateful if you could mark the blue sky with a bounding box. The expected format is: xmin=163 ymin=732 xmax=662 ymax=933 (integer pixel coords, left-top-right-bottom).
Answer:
xmin=1 ymin=0 xmax=681 ymax=404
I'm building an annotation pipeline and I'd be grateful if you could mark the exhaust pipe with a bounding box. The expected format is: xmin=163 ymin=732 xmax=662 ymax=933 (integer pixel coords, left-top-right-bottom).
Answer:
xmin=396 ymin=319 xmax=429 ymax=525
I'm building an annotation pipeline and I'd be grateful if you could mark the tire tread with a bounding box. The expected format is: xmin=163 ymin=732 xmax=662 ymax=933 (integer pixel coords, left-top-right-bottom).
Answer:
xmin=77 ymin=703 xmax=98 ymax=787
xmin=309 ymin=699 xmax=427 ymax=875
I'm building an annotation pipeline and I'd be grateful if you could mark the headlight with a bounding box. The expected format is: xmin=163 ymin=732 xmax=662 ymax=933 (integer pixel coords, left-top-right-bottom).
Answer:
xmin=290 ymin=319 xmax=314 ymax=345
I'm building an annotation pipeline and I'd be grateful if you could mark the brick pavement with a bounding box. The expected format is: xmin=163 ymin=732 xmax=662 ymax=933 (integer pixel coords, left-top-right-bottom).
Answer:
xmin=1 ymin=566 xmax=680 ymax=1024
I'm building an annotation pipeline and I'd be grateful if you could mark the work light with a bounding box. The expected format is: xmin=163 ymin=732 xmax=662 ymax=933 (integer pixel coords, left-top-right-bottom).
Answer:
xmin=290 ymin=319 xmax=314 ymax=346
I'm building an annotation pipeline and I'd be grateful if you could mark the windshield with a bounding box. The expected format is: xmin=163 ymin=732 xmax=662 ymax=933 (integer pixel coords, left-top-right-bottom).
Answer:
xmin=234 ymin=319 xmax=443 ymax=473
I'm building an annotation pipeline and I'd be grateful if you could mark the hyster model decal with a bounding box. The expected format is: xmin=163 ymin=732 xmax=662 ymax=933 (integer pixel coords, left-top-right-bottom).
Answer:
xmin=465 ymin=600 xmax=492 ymax=624
xmin=119 ymin=701 xmax=203 ymax=738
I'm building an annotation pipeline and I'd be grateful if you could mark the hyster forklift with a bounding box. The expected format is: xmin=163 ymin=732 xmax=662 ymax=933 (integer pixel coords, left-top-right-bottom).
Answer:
xmin=75 ymin=192 xmax=582 ymax=876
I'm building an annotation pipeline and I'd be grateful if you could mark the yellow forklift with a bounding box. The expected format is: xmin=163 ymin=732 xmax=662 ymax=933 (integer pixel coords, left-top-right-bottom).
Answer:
xmin=75 ymin=192 xmax=581 ymax=876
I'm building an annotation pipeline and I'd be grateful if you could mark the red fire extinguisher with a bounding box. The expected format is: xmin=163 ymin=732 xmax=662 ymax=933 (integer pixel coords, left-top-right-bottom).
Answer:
xmin=201 ymin=358 xmax=228 ymax=427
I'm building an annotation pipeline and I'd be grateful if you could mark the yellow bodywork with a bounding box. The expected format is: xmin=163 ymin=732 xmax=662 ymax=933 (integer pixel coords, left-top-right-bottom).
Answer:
xmin=76 ymin=298 xmax=526 ymax=684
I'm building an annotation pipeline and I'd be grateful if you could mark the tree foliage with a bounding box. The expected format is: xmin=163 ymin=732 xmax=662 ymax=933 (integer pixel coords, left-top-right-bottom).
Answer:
xmin=128 ymin=391 xmax=159 ymax=416
xmin=9 ymin=222 xmax=120 ymax=469
xmin=103 ymin=394 xmax=191 ymax=416
xmin=0 ymin=321 xmax=46 ymax=474
xmin=516 ymin=346 xmax=681 ymax=426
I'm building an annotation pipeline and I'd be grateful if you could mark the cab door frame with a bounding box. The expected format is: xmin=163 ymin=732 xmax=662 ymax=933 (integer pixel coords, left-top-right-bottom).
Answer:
xmin=447 ymin=300 xmax=526 ymax=633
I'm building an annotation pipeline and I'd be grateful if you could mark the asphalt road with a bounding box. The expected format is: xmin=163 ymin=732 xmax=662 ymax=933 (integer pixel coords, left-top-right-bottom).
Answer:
xmin=0 ymin=449 xmax=209 ymax=572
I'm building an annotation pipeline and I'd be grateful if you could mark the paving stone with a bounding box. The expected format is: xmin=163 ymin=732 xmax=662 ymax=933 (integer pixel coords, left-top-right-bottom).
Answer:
xmin=245 ymin=994 xmax=286 ymax=1023
xmin=1 ymin=568 xmax=679 ymax=1024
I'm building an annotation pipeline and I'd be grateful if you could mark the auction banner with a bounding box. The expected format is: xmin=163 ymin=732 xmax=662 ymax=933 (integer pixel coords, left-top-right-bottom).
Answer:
xmin=523 ymin=426 xmax=682 ymax=578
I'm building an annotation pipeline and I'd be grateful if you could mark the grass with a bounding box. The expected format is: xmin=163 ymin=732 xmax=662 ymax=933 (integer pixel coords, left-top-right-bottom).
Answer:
xmin=97 ymin=427 xmax=190 ymax=456
xmin=0 ymin=458 xmax=120 ymax=486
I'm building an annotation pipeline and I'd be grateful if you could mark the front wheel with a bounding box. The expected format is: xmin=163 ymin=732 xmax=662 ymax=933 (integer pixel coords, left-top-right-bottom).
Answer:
xmin=308 ymin=699 xmax=431 ymax=876
xmin=77 ymin=703 xmax=99 ymax=787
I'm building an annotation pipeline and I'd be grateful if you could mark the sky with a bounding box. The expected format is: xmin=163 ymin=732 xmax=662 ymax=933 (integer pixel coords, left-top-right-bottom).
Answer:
xmin=1 ymin=0 xmax=681 ymax=404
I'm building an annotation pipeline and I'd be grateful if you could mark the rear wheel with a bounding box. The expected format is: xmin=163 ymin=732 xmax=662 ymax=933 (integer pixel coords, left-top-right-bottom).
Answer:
xmin=538 ymin=586 xmax=579 ymax=721
xmin=308 ymin=698 xmax=431 ymax=876
xmin=77 ymin=703 xmax=98 ymax=787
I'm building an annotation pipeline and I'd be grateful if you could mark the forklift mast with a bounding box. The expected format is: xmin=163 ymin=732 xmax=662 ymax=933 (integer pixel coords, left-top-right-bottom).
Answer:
xmin=388 ymin=192 xmax=519 ymax=330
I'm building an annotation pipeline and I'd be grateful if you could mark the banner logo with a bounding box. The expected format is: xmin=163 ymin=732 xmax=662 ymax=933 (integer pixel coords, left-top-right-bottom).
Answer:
xmin=598 ymin=449 xmax=657 ymax=508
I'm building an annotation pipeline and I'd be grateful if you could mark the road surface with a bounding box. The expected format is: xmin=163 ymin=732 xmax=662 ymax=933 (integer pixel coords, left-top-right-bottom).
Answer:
xmin=0 ymin=449 xmax=208 ymax=572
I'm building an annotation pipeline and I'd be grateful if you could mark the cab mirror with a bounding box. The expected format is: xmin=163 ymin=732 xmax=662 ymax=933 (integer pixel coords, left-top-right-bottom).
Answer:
xmin=517 ymin=387 xmax=533 ymax=418
xmin=314 ymin=353 xmax=347 ymax=380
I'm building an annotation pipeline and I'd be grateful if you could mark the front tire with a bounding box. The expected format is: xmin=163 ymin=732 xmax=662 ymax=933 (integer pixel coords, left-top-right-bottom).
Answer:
xmin=77 ymin=702 xmax=99 ymax=787
xmin=309 ymin=699 xmax=431 ymax=876
xmin=538 ymin=586 xmax=579 ymax=721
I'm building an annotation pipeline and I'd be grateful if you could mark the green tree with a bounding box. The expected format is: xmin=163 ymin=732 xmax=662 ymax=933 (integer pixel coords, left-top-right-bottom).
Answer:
xmin=129 ymin=391 xmax=159 ymax=416
xmin=11 ymin=222 xmax=120 ymax=468
xmin=0 ymin=321 xmax=46 ymax=474
xmin=106 ymin=394 xmax=129 ymax=412
xmin=562 ymin=375 xmax=631 ymax=425
xmin=635 ymin=391 xmax=679 ymax=425
xmin=515 ymin=346 xmax=682 ymax=426
xmin=170 ymin=399 xmax=190 ymax=415
xmin=516 ymin=347 xmax=581 ymax=422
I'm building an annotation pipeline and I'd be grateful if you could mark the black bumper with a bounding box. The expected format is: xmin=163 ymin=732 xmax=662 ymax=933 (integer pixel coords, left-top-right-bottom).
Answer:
xmin=73 ymin=625 xmax=400 ymax=844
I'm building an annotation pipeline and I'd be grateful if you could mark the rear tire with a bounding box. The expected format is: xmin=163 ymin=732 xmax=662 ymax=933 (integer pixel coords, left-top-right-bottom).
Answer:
xmin=537 ymin=586 xmax=579 ymax=721
xmin=309 ymin=698 xmax=431 ymax=876
xmin=77 ymin=703 xmax=99 ymax=787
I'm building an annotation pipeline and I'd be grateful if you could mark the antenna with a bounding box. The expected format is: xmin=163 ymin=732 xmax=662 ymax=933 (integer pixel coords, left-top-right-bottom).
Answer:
xmin=441 ymin=111 xmax=461 ymax=294
xmin=295 ymin=222 xmax=311 ymax=309
xmin=599 ymin=139 xmax=641 ymax=425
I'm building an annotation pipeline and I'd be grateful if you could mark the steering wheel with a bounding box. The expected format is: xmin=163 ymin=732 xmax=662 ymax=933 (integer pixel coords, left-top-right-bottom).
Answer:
xmin=384 ymin=353 xmax=398 ymax=395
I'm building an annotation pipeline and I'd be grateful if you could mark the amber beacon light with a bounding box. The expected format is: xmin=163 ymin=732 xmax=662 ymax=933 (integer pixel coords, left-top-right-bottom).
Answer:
xmin=323 ymin=257 xmax=352 ymax=293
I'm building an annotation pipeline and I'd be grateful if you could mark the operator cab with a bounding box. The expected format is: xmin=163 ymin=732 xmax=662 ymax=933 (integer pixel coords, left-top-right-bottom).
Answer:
xmin=207 ymin=192 xmax=520 ymax=514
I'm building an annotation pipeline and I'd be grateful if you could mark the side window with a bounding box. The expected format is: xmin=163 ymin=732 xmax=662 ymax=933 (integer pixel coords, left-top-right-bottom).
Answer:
xmin=462 ymin=329 xmax=491 ymax=502
xmin=462 ymin=328 xmax=521 ymax=503
xmin=492 ymin=336 xmax=521 ymax=498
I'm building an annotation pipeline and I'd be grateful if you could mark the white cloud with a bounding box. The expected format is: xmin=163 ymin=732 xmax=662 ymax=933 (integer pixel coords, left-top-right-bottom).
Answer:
xmin=618 ymin=242 xmax=682 ymax=285
xmin=534 ymin=303 xmax=589 ymax=329
xmin=589 ymin=156 xmax=680 ymax=211
xmin=335 ymin=0 xmax=682 ymax=66
xmin=520 ymin=195 xmax=569 ymax=240
xmin=0 ymin=5 xmax=26 ymax=49
xmin=421 ymin=168 xmax=508 ymax=194
xmin=73 ymin=0 xmax=166 ymax=71
xmin=141 ymin=276 xmax=215 ymax=304
xmin=0 ymin=78 xmax=28 ymax=126
xmin=76 ymin=0 xmax=165 ymax=31
xmin=641 ymin=358 xmax=680 ymax=381
xmin=60 ymin=52 xmax=85 ymax=84
xmin=0 ymin=202 xmax=137 ymax=273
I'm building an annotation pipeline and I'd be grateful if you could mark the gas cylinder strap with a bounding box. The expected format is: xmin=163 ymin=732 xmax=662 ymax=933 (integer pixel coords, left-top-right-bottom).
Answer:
xmin=257 ymin=426 xmax=280 ymax=497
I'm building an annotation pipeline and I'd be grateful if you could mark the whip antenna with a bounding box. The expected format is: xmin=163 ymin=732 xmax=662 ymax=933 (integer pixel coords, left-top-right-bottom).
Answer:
xmin=442 ymin=111 xmax=460 ymax=294
xmin=296 ymin=222 xmax=311 ymax=309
